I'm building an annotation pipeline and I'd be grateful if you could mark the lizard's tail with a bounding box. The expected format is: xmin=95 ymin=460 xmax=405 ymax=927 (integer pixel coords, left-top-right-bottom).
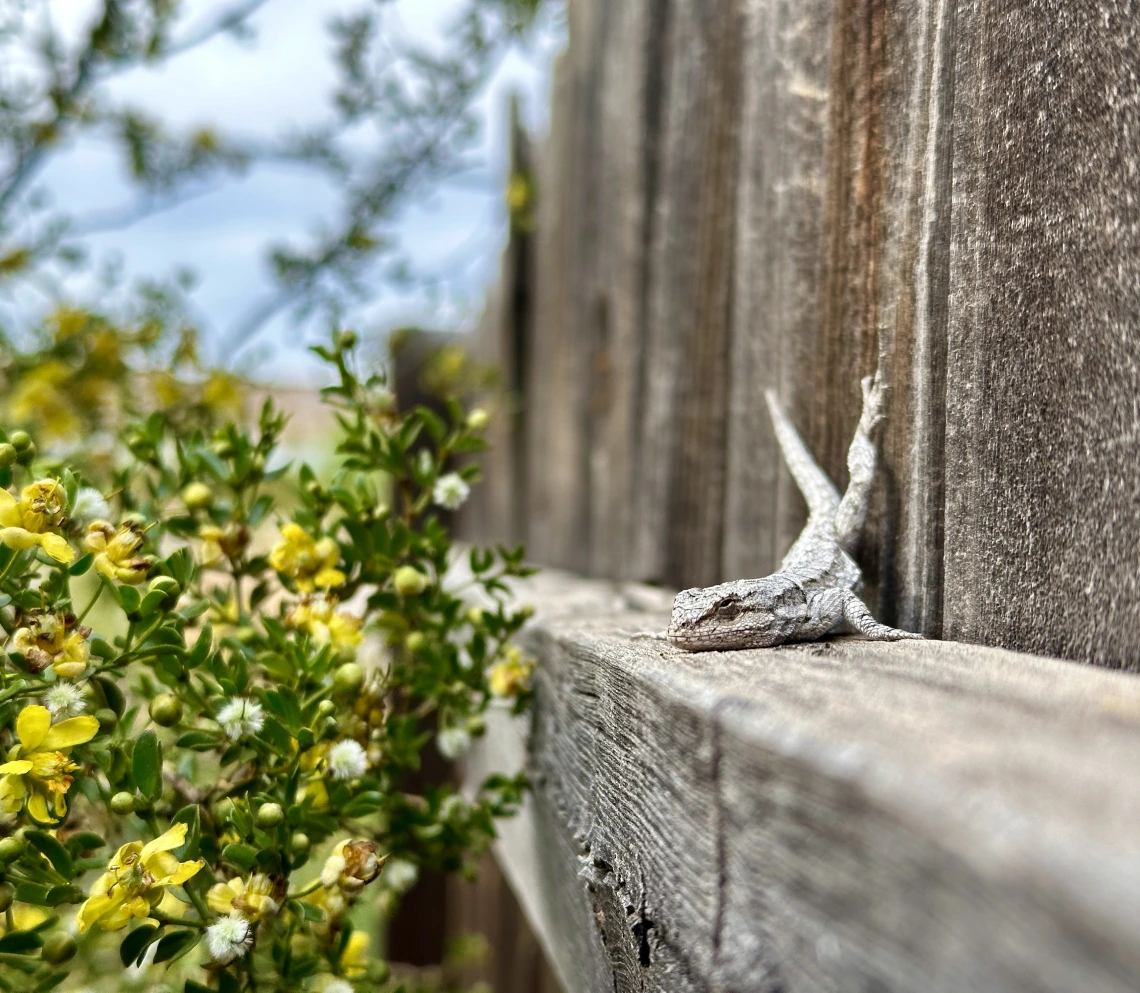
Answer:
xmin=764 ymin=390 xmax=840 ymax=521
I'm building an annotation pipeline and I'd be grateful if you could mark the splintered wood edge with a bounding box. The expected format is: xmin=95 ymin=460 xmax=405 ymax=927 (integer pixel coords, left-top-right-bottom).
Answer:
xmin=462 ymin=567 xmax=1140 ymax=993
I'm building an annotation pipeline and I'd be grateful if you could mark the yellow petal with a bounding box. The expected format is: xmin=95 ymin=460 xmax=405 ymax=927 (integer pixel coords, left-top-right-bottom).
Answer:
xmin=207 ymin=882 xmax=238 ymax=914
xmin=0 ymin=760 xmax=32 ymax=774
xmin=162 ymin=859 xmax=205 ymax=888
xmin=0 ymin=774 xmax=27 ymax=812
xmin=77 ymin=893 xmax=120 ymax=933
xmin=315 ymin=567 xmax=346 ymax=589
xmin=38 ymin=532 xmax=74 ymax=563
xmin=41 ymin=715 xmax=99 ymax=750
xmin=16 ymin=706 xmax=51 ymax=750
xmin=139 ymin=822 xmax=187 ymax=862
xmin=0 ymin=488 xmax=17 ymax=526
xmin=0 ymin=527 xmax=39 ymax=550
xmin=26 ymin=790 xmax=54 ymax=823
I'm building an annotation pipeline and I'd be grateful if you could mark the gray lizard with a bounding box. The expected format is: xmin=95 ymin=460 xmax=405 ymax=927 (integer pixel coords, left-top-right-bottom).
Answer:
xmin=666 ymin=374 xmax=922 ymax=651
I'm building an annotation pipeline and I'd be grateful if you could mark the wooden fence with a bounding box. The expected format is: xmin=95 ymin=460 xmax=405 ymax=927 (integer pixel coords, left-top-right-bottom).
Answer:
xmin=456 ymin=0 xmax=1140 ymax=989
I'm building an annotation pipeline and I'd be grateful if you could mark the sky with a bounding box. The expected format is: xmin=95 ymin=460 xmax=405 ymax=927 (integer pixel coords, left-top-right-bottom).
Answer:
xmin=21 ymin=0 xmax=562 ymax=382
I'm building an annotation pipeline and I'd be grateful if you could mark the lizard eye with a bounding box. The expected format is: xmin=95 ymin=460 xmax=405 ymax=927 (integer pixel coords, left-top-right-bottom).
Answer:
xmin=710 ymin=594 xmax=743 ymax=621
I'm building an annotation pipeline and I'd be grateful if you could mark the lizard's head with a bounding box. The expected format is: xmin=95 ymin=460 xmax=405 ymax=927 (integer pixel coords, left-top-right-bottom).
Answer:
xmin=667 ymin=575 xmax=809 ymax=652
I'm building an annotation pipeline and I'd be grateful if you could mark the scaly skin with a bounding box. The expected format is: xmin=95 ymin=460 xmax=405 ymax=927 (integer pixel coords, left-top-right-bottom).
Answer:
xmin=667 ymin=374 xmax=922 ymax=652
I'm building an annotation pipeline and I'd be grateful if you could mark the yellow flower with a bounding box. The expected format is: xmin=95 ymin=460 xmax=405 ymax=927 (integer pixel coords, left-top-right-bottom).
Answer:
xmin=196 ymin=523 xmax=249 ymax=568
xmin=0 ymin=482 xmax=73 ymax=564
xmin=76 ymin=823 xmax=205 ymax=933
xmin=83 ymin=520 xmax=149 ymax=584
xmin=10 ymin=611 xmax=90 ymax=678
xmin=286 ymin=595 xmax=362 ymax=652
xmin=207 ymin=873 xmax=281 ymax=921
xmin=6 ymin=361 xmax=80 ymax=439
xmin=0 ymin=706 xmax=99 ymax=822
xmin=0 ymin=904 xmax=48 ymax=935
xmin=488 ymin=648 xmax=534 ymax=699
xmin=340 ymin=929 xmax=370 ymax=977
xmin=269 ymin=524 xmax=345 ymax=593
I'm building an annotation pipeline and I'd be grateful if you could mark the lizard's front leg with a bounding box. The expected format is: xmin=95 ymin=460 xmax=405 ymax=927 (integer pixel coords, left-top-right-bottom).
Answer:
xmin=798 ymin=588 xmax=923 ymax=643
xmin=834 ymin=372 xmax=887 ymax=553
xmin=839 ymin=590 xmax=923 ymax=641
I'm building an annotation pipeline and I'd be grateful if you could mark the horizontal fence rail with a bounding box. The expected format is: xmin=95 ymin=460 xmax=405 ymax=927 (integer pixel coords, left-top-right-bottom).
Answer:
xmin=465 ymin=569 xmax=1140 ymax=993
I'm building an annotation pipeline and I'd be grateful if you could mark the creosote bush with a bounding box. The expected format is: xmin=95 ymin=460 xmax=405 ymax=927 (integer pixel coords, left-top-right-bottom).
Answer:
xmin=0 ymin=333 xmax=535 ymax=992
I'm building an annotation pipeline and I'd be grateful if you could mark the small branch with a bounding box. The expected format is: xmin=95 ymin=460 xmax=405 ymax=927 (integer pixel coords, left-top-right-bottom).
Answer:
xmin=163 ymin=0 xmax=275 ymax=56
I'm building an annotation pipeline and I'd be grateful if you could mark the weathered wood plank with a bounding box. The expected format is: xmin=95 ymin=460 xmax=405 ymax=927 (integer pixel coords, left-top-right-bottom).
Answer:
xmin=723 ymin=0 xmax=834 ymax=581
xmin=469 ymin=567 xmax=1140 ymax=992
xmin=943 ymin=1 xmax=1140 ymax=667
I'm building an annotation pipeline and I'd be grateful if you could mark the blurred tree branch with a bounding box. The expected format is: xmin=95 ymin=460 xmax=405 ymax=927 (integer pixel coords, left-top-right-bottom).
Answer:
xmin=0 ymin=0 xmax=552 ymax=359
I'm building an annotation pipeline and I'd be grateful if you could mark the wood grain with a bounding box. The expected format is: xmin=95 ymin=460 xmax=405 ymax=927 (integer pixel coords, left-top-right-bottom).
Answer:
xmin=468 ymin=567 xmax=1140 ymax=992
xmin=943 ymin=0 xmax=1140 ymax=667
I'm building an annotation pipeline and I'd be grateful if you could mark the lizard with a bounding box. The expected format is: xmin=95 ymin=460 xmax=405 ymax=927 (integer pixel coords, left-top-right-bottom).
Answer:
xmin=665 ymin=373 xmax=923 ymax=651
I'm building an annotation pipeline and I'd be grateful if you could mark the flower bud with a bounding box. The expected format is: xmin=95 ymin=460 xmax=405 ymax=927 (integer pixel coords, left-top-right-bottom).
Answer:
xmin=148 ymin=575 xmax=182 ymax=611
xmin=15 ymin=440 xmax=36 ymax=466
xmin=336 ymin=329 xmax=358 ymax=350
xmin=317 ymin=699 xmax=337 ymax=718
xmin=257 ymin=802 xmax=285 ymax=829
xmin=212 ymin=439 xmax=234 ymax=459
xmin=393 ymin=566 xmax=428 ymax=598
xmin=290 ymin=832 xmax=311 ymax=856
xmin=466 ymin=607 xmax=484 ymax=627
xmin=95 ymin=708 xmax=118 ymax=731
xmin=466 ymin=407 xmax=489 ymax=431
xmin=149 ymin=693 xmax=183 ymax=727
xmin=404 ymin=631 xmax=426 ymax=653
xmin=0 ymin=836 xmax=25 ymax=863
xmin=0 ymin=882 xmax=14 ymax=912
xmin=333 ymin=662 xmax=365 ymax=696
xmin=40 ymin=932 xmax=77 ymax=965
xmin=110 ymin=791 xmax=135 ymax=815
xmin=467 ymin=716 xmax=487 ymax=739
xmin=181 ymin=482 xmax=214 ymax=511
xmin=8 ymin=430 xmax=32 ymax=453
xmin=0 ymin=443 xmax=16 ymax=468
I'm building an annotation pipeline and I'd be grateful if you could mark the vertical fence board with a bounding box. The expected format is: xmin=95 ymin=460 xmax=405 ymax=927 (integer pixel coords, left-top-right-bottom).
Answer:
xmin=722 ymin=0 xmax=834 ymax=581
xmin=944 ymin=0 xmax=1140 ymax=667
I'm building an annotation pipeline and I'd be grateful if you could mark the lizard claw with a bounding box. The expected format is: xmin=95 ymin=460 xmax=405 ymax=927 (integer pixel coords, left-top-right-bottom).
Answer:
xmin=860 ymin=372 xmax=887 ymax=432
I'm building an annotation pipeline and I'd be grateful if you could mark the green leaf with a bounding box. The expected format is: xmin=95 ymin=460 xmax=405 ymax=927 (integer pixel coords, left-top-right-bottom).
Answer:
xmin=118 ymin=585 xmax=141 ymax=615
xmin=218 ymin=971 xmax=241 ymax=993
xmin=89 ymin=637 xmax=116 ymax=660
xmin=25 ymin=831 xmax=74 ymax=880
xmin=65 ymin=832 xmax=106 ymax=855
xmin=152 ymin=929 xmax=200 ymax=964
xmin=0 ymin=931 xmax=43 ymax=954
xmin=187 ymin=626 xmax=213 ymax=668
xmin=13 ymin=882 xmax=51 ymax=906
xmin=175 ymin=730 xmax=220 ymax=751
xmin=137 ymin=588 xmax=167 ymax=617
xmin=341 ymin=791 xmax=385 ymax=818
xmin=222 ymin=842 xmax=259 ymax=873
xmin=133 ymin=730 xmax=162 ymax=801
xmin=92 ymin=674 xmax=125 ymax=716
xmin=44 ymin=884 xmax=84 ymax=906
xmin=171 ymin=805 xmax=201 ymax=861
xmin=119 ymin=924 xmax=160 ymax=967
xmin=68 ymin=553 xmax=94 ymax=576
xmin=290 ymin=900 xmax=325 ymax=923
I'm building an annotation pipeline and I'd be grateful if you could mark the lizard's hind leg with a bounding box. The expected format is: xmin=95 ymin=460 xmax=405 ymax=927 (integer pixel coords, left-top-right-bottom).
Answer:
xmin=841 ymin=590 xmax=923 ymax=641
